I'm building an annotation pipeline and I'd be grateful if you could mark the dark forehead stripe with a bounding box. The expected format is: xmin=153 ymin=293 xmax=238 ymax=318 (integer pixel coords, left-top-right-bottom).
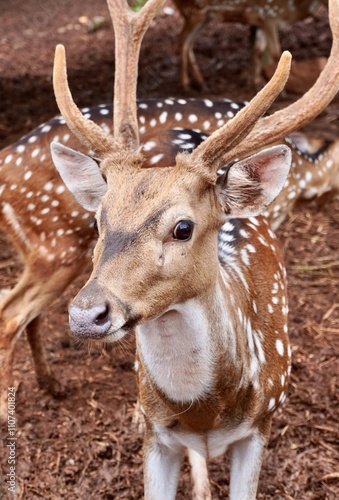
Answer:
xmin=132 ymin=175 xmax=153 ymax=201
xmin=100 ymin=205 xmax=170 ymax=261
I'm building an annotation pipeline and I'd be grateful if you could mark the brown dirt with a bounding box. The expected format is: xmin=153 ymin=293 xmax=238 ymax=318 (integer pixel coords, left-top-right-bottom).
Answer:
xmin=0 ymin=1 xmax=338 ymax=498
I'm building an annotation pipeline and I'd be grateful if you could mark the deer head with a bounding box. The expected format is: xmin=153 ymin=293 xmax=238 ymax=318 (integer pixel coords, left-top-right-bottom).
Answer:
xmin=51 ymin=0 xmax=339 ymax=341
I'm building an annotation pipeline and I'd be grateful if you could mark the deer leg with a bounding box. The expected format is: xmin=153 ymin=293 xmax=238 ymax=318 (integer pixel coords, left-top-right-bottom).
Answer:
xmin=0 ymin=257 xmax=89 ymax=420
xmin=143 ymin=428 xmax=184 ymax=500
xmin=26 ymin=316 xmax=64 ymax=397
xmin=179 ymin=13 xmax=208 ymax=90
xmin=229 ymin=430 xmax=269 ymax=500
xmin=259 ymin=21 xmax=281 ymax=86
xmin=0 ymin=332 xmax=15 ymax=423
xmin=187 ymin=448 xmax=211 ymax=500
xmin=0 ymin=273 xmax=34 ymax=421
xmin=249 ymin=26 xmax=265 ymax=88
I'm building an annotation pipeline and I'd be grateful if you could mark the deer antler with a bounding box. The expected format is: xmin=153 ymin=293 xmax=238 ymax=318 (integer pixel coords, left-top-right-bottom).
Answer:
xmin=53 ymin=0 xmax=166 ymax=157
xmin=107 ymin=0 xmax=166 ymax=149
xmin=190 ymin=0 xmax=339 ymax=173
xmin=53 ymin=44 xmax=114 ymax=158
xmin=189 ymin=50 xmax=291 ymax=172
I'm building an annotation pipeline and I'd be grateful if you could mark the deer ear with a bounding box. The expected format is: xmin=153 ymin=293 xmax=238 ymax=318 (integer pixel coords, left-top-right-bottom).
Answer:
xmin=216 ymin=145 xmax=291 ymax=218
xmin=50 ymin=141 xmax=107 ymax=212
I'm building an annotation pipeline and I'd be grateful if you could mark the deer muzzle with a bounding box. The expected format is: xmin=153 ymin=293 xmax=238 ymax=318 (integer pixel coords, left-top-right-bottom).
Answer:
xmin=69 ymin=302 xmax=112 ymax=339
xmin=68 ymin=281 xmax=128 ymax=340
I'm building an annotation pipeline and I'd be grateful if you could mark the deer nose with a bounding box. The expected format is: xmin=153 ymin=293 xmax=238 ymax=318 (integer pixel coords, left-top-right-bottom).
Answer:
xmin=68 ymin=303 xmax=112 ymax=338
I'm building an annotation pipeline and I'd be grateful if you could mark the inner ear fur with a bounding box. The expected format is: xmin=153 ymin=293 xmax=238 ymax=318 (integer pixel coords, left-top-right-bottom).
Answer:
xmin=215 ymin=145 xmax=291 ymax=218
xmin=50 ymin=141 xmax=107 ymax=212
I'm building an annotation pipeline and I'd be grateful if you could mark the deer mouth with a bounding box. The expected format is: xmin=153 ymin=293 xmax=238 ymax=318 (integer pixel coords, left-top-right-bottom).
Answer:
xmin=68 ymin=301 xmax=142 ymax=342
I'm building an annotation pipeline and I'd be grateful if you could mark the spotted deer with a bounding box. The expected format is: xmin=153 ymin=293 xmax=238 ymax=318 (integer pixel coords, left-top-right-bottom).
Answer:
xmin=1 ymin=24 xmax=339 ymax=427
xmin=0 ymin=5 xmax=338 ymax=425
xmin=1 ymin=99 xmax=338 ymax=424
xmin=45 ymin=0 xmax=339 ymax=497
xmin=172 ymin=0 xmax=328 ymax=89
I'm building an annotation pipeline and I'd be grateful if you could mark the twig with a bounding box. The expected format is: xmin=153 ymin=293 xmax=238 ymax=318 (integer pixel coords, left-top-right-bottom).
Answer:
xmin=322 ymin=303 xmax=339 ymax=321
xmin=314 ymin=425 xmax=338 ymax=434
xmin=317 ymin=472 xmax=339 ymax=482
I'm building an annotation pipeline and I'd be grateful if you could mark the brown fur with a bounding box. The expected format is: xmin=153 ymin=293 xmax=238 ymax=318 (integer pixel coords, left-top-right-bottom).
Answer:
xmin=1 ymin=99 xmax=338 ymax=424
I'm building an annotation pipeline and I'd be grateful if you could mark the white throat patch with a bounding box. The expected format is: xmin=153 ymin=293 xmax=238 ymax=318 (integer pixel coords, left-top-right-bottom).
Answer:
xmin=137 ymin=299 xmax=214 ymax=403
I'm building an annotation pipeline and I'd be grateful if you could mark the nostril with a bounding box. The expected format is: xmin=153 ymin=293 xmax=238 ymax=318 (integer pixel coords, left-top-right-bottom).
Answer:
xmin=68 ymin=302 xmax=113 ymax=339
xmin=95 ymin=303 xmax=110 ymax=326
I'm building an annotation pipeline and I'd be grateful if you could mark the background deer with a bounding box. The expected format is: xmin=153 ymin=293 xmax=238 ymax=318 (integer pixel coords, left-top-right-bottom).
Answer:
xmin=45 ymin=0 xmax=339 ymax=497
xmin=172 ymin=0 xmax=328 ymax=89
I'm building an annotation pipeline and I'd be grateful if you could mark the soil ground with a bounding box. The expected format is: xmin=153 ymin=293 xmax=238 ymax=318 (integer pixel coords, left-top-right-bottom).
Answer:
xmin=0 ymin=1 xmax=338 ymax=498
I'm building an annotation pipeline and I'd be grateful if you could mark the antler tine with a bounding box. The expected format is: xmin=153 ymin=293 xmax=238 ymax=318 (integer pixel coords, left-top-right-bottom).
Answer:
xmin=53 ymin=44 xmax=114 ymax=158
xmin=189 ymin=50 xmax=292 ymax=173
xmin=220 ymin=0 xmax=339 ymax=166
xmin=107 ymin=0 xmax=166 ymax=150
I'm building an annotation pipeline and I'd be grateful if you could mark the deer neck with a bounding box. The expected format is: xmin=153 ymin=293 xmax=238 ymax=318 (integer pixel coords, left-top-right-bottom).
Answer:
xmin=136 ymin=274 xmax=245 ymax=407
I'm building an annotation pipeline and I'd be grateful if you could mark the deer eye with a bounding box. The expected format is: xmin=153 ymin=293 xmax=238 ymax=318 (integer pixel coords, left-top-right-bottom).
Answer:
xmin=173 ymin=220 xmax=194 ymax=241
